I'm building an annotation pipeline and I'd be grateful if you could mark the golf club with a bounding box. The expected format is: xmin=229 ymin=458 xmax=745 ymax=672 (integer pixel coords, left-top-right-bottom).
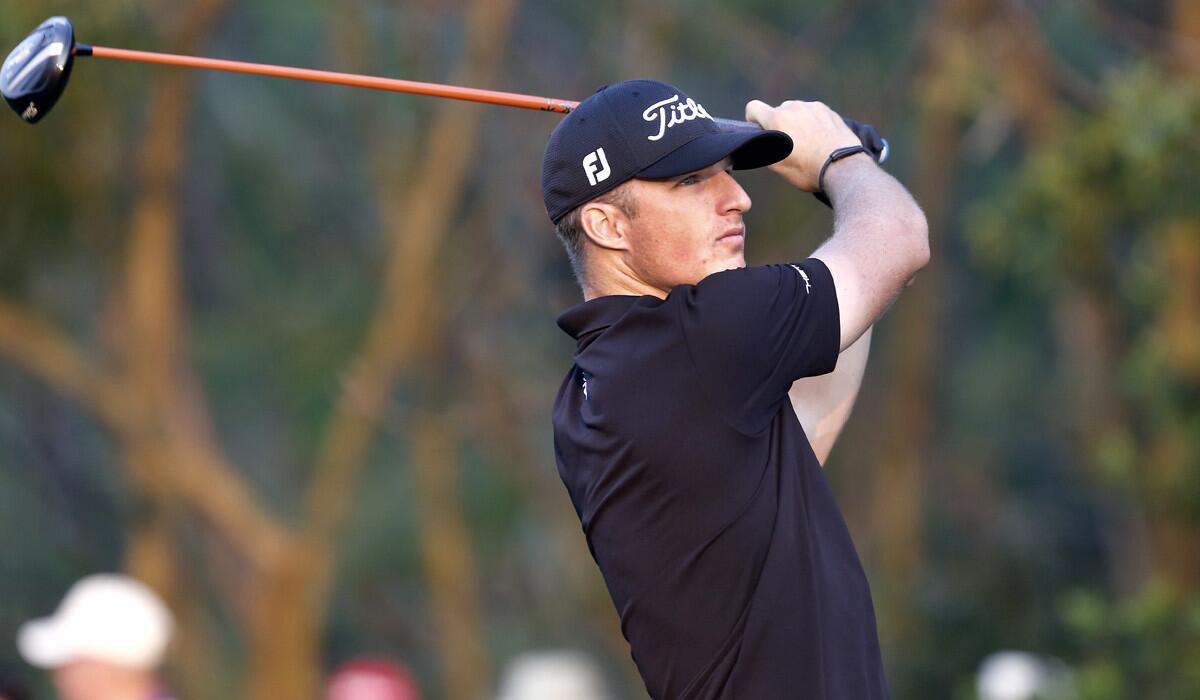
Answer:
xmin=2 ymin=16 xmax=889 ymax=163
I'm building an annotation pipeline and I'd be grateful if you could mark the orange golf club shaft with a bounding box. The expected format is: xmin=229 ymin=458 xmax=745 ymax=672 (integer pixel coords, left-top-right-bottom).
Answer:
xmin=78 ymin=44 xmax=581 ymax=114
xmin=71 ymin=44 xmax=809 ymax=141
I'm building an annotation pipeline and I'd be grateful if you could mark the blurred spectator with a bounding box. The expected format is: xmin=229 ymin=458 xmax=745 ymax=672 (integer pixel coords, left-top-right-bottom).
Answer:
xmin=325 ymin=658 xmax=421 ymax=700
xmin=977 ymin=651 xmax=1077 ymax=700
xmin=16 ymin=574 xmax=175 ymax=700
xmin=495 ymin=650 xmax=610 ymax=700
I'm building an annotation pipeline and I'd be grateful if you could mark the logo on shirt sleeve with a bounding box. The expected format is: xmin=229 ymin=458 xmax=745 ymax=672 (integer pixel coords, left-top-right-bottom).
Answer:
xmin=790 ymin=264 xmax=812 ymax=294
xmin=580 ymin=370 xmax=593 ymax=401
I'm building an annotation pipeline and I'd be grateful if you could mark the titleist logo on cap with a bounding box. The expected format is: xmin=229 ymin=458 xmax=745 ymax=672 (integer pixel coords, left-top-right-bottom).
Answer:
xmin=541 ymin=79 xmax=793 ymax=224
xmin=642 ymin=94 xmax=713 ymax=141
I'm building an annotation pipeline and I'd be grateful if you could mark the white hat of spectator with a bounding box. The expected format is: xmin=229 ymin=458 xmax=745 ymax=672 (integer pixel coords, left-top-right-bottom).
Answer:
xmin=977 ymin=650 xmax=1076 ymax=700
xmin=17 ymin=574 xmax=173 ymax=671
xmin=496 ymin=650 xmax=609 ymax=700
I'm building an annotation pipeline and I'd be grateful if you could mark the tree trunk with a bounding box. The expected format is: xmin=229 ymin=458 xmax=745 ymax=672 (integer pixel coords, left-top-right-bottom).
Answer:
xmin=410 ymin=410 xmax=491 ymax=700
xmin=1170 ymin=0 xmax=1200 ymax=73
xmin=115 ymin=3 xmax=239 ymax=697
xmin=243 ymin=2 xmax=521 ymax=698
xmin=867 ymin=0 xmax=980 ymax=653
xmin=1141 ymin=222 xmax=1200 ymax=591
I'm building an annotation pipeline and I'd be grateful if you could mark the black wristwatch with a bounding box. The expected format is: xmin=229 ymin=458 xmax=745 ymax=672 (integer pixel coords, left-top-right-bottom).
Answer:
xmin=813 ymin=145 xmax=867 ymax=207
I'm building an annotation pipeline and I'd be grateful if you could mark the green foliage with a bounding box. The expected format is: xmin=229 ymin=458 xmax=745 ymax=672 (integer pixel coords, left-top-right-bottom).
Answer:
xmin=968 ymin=64 xmax=1200 ymax=503
xmin=1060 ymin=583 xmax=1200 ymax=700
xmin=3 ymin=2 xmax=1200 ymax=698
xmin=970 ymin=64 xmax=1200 ymax=281
xmin=962 ymin=57 xmax=1200 ymax=700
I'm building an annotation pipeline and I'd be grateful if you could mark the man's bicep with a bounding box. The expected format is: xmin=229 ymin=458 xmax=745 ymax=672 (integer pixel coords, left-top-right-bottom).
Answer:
xmin=789 ymin=326 xmax=872 ymax=465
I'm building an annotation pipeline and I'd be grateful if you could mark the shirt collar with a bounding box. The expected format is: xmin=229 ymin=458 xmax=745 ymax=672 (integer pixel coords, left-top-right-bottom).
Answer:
xmin=557 ymin=295 xmax=645 ymax=340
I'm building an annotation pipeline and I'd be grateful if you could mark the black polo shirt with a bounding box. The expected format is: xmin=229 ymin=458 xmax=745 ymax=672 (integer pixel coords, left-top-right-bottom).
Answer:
xmin=553 ymin=258 xmax=888 ymax=700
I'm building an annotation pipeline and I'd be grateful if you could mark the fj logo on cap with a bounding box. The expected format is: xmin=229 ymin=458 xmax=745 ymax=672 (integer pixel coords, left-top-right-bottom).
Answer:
xmin=583 ymin=147 xmax=611 ymax=186
xmin=642 ymin=94 xmax=713 ymax=141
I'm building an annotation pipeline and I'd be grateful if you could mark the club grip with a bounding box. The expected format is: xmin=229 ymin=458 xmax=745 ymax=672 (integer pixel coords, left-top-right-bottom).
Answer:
xmin=714 ymin=116 xmax=890 ymax=164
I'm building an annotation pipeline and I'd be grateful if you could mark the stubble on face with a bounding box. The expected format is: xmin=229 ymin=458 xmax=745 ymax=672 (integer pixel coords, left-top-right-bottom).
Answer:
xmin=621 ymin=158 xmax=752 ymax=294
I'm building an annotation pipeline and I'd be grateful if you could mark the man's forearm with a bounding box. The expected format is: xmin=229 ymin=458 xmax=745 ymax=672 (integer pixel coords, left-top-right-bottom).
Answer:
xmin=826 ymin=154 xmax=928 ymax=275
xmin=813 ymin=155 xmax=929 ymax=349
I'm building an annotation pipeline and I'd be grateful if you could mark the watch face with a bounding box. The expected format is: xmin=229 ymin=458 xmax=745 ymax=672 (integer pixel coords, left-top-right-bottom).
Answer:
xmin=1 ymin=17 xmax=75 ymax=123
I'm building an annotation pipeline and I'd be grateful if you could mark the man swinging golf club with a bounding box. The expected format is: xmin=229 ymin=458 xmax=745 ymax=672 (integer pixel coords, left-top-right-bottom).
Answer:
xmin=544 ymin=80 xmax=929 ymax=699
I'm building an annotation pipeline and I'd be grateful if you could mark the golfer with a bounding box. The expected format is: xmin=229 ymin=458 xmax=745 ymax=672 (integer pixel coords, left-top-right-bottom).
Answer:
xmin=543 ymin=80 xmax=928 ymax=699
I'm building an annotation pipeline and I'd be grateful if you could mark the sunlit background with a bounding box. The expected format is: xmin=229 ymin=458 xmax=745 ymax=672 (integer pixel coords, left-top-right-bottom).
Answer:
xmin=1 ymin=1 xmax=1197 ymax=698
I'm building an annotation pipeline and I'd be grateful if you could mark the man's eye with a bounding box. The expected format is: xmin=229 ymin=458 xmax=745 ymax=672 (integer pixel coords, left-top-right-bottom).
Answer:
xmin=677 ymin=174 xmax=700 ymax=186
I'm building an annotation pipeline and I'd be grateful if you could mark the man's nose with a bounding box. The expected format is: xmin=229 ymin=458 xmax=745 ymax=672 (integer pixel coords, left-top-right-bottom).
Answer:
xmin=719 ymin=171 xmax=752 ymax=214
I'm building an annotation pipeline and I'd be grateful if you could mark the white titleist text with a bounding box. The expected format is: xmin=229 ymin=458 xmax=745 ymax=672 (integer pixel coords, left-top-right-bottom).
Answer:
xmin=642 ymin=95 xmax=713 ymax=141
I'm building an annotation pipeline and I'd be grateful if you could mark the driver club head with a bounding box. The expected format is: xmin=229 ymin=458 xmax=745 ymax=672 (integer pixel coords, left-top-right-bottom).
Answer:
xmin=1 ymin=16 xmax=77 ymax=124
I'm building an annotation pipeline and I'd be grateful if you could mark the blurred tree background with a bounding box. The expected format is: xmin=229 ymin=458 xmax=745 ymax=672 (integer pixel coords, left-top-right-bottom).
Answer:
xmin=0 ymin=0 xmax=1196 ymax=698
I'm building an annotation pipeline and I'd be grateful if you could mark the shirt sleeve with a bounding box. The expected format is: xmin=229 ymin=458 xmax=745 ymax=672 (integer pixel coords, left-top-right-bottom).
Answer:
xmin=673 ymin=258 xmax=841 ymax=434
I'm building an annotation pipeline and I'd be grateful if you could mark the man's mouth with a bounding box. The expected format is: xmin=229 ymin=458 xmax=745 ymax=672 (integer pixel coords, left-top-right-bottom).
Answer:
xmin=719 ymin=226 xmax=745 ymax=242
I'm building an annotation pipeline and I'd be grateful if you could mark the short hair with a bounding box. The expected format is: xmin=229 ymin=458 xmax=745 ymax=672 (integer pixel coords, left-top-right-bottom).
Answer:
xmin=554 ymin=182 xmax=639 ymax=286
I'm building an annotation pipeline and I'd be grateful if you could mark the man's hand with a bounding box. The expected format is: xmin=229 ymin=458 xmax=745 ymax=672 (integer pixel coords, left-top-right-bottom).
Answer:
xmin=745 ymin=100 xmax=863 ymax=192
xmin=749 ymin=98 xmax=928 ymax=351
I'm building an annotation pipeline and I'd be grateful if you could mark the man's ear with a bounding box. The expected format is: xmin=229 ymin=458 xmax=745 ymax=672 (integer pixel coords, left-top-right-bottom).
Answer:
xmin=580 ymin=199 xmax=633 ymax=252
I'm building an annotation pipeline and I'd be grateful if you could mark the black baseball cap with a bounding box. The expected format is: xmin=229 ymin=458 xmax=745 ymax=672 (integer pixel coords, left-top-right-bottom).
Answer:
xmin=541 ymin=79 xmax=793 ymax=224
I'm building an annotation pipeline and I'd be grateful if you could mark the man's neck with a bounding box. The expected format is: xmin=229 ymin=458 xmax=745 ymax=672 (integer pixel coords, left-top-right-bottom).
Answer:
xmin=583 ymin=261 xmax=669 ymax=301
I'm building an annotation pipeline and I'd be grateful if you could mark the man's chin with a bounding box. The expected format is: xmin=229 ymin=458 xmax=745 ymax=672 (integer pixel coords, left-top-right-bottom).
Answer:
xmin=713 ymin=254 xmax=747 ymax=274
